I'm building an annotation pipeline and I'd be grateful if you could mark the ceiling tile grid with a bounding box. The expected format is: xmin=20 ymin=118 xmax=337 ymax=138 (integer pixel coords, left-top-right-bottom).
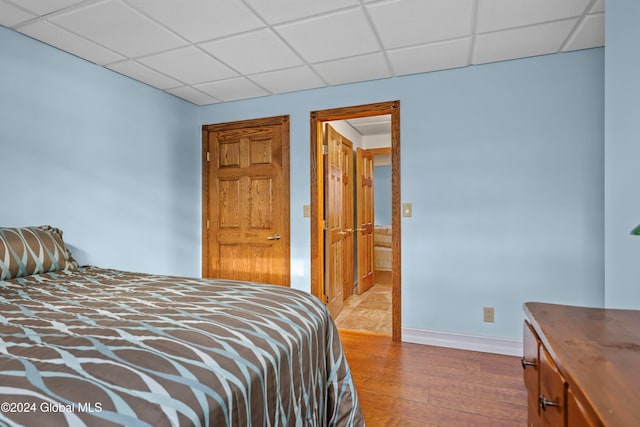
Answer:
xmin=0 ymin=0 xmax=605 ymax=106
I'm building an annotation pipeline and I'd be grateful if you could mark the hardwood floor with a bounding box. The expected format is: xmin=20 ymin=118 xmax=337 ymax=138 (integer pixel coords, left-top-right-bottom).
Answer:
xmin=339 ymin=330 xmax=527 ymax=426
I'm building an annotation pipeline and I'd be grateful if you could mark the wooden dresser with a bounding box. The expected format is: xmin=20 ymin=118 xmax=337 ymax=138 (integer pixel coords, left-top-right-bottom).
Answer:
xmin=522 ymin=302 xmax=640 ymax=426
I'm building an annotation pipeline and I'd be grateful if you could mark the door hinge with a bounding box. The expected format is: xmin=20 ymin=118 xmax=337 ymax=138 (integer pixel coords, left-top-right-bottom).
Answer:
xmin=206 ymin=219 xmax=210 ymax=230
xmin=206 ymin=151 xmax=210 ymax=162
xmin=321 ymin=145 xmax=328 ymax=155
xmin=323 ymin=220 xmax=328 ymax=230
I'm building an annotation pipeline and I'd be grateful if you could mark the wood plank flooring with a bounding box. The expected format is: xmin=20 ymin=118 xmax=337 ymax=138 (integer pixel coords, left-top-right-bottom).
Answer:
xmin=339 ymin=330 xmax=527 ymax=426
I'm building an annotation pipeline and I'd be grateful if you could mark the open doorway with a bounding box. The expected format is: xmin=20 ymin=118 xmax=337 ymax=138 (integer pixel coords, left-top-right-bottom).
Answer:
xmin=310 ymin=101 xmax=401 ymax=342
xmin=330 ymin=118 xmax=393 ymax=336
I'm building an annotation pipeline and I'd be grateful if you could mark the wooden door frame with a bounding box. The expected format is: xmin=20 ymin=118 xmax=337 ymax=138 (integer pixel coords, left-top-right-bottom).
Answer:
xmin=310 ymin=101 xmax=401 ymax=341
xmin=202 ymin=115 xmax=290 ymax=283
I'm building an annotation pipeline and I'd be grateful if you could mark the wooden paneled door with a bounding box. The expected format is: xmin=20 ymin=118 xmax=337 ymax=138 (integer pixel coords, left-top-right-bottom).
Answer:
xmin=341 ymin=137 xmax=355 ymax=300
xmin=325 ymin=125 xmax=355 ymax=317
xmin=356 ymin=148 xmax=375 ymax=295
xmin=202 ymin=116 xmax=290 ymax=286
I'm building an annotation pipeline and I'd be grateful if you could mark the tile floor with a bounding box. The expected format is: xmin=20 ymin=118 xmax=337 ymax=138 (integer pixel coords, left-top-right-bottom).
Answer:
xmin=333 ymin=284 xmax=392 ymax=335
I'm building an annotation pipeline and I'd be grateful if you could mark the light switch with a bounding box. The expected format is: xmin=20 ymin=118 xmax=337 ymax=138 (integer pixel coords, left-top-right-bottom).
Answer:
xmin=303 ymin=204 xmax=311 ymax=218
xmin=402 ymin=203 xmax=412 ymax=217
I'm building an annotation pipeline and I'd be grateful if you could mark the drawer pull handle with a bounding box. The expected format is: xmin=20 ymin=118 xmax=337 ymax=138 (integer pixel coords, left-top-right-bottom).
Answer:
xmin=539 ymin=395 xmax=559 ymax=411
xmin=521 ymin=358 xmax=536 ymax=369
xmin=267 ymin=234 xmax=281 ymax=240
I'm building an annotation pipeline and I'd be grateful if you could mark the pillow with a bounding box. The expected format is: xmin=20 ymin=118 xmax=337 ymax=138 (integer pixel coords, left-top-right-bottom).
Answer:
xmin=0 ymin=226 xmax=78 ymax=280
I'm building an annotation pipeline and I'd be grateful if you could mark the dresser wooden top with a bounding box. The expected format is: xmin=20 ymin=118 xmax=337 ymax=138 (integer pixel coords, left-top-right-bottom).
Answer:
xmin=524 ymin=302 xmax=640 ymax=426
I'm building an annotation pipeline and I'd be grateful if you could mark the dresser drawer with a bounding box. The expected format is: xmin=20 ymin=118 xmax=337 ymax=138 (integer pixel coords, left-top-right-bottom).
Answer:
xmin=539 ymin=347 xmax=565 ymax=426
xmin=522 ymin=321 xmax=541 ymax=426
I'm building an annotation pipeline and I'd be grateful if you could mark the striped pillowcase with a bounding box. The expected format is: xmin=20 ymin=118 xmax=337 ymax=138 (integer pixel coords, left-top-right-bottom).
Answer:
xmin=0 ymin=226 xmax=78 ymax=280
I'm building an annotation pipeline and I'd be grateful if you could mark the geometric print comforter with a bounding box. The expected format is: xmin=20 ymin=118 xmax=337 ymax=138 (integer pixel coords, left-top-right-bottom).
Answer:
xmin=0 ymin=267 xmax=364 ymax=426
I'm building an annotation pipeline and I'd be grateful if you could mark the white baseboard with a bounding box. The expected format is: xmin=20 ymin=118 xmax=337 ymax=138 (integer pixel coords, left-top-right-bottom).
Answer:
xmin=402 ymin=327 xmax=522 ymax=357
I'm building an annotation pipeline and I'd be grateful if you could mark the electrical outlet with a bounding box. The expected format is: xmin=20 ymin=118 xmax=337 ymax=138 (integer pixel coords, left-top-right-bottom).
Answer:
xmin=483 ymin=307 xmax=495 ymax=323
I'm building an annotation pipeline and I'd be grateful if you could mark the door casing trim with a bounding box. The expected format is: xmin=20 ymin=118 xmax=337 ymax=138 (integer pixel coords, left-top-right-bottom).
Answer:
xmin=310 ymin=101 xmax=401 ymax=341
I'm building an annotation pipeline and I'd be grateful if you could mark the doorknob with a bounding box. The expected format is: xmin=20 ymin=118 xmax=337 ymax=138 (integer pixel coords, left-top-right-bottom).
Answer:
xmin=267 ymin=234 xmax=281 ymax=240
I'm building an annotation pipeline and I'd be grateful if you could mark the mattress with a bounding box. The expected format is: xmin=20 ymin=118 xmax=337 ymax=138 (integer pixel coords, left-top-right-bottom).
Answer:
xmin=0 ymin=267 xmax=363 ymax=426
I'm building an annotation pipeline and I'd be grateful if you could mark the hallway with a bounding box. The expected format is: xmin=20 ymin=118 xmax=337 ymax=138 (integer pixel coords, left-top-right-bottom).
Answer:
xmin=333 ymin=283 xmax=392 ymax=335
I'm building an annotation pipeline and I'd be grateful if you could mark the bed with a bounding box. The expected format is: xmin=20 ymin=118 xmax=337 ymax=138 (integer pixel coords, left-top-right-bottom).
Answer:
xmin=0 ymin=226 xmax=363 ymax=426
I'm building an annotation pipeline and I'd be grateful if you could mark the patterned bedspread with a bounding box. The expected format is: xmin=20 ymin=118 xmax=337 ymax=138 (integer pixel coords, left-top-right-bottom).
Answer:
xmin=0 ymin=267 xmax=363 ymax=426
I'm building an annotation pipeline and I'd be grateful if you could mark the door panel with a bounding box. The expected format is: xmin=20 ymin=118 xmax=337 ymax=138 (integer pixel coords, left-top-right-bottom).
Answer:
xmin=341 ymin=139 xmax=354 ymax=300
xmin=356 ymin=148 xmax=375 ymax=295
xmin=202 ymin=116 xmax=290 ymax=286
xmin=326 ymin=124 xmax=345 ymax=316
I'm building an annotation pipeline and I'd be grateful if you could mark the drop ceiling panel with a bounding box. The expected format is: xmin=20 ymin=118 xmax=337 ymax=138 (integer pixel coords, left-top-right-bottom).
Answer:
xmin=108 ymin=60 xmax=181 ymax=89
xmin=50 ymin=1 xmax=187 ymax=57
xmin=124 ymin=0 xmax=264 ymax=43
xmin=19 ymin=20 xmax=125 ymax=65
xmin=250 ymin=66 xmax=325 ymax=94
xmin=476 ymin=0 xmax=591 ymax=33
xmin=590 ymin=0 xmax=605 ymax=14
xmin=473 ymin=19 xmax=577 ymax=65
xmin=367 ymin=0 xmax=474 ymax=49
xmin=563 ymin=13 xmax=605 ymax=52
xmin=200 ymin=29 xmax=303 ymax=75
xmin=275 ymin=8 xmax=380 ymax=63
xmin=195 ymin=77 xmax=270 ymax=102
xmin=13 ymin=0 xmax=88 ymax=15
xmin=138 ymin=46 xmax=237 ymax=85
xmin=167 ymin=86 xmax=219 ymax=106
xmin=346 ymin=115 xmax=391 ymax=136
xmin=0 ymin=1 xmax=35 ymax=27
xmin=388 ymin=37 xmax=471 ymax=76
xmin=244 ymin=0 xmax=359 ymax=25
xmin=1 ymin=0 xmax=606 ymax=105
xmin=313 ymin=53 xmax=391 ymax=86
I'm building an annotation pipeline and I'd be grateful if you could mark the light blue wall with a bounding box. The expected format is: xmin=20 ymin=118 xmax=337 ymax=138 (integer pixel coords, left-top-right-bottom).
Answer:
xmin=200 ymin=48 xmax=605 ymax=339
xmin=374 ymin=165 xmax=392 ymax=225
xmin=604 ymin=0 xmax=640 ymax=308
xmin=403 ymin=52 xmax=604 ymax=337
xmin=0 ymin=26 xmax=201 ymax=277
xmin=2 ymin=25 xmax=607 ymax=341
